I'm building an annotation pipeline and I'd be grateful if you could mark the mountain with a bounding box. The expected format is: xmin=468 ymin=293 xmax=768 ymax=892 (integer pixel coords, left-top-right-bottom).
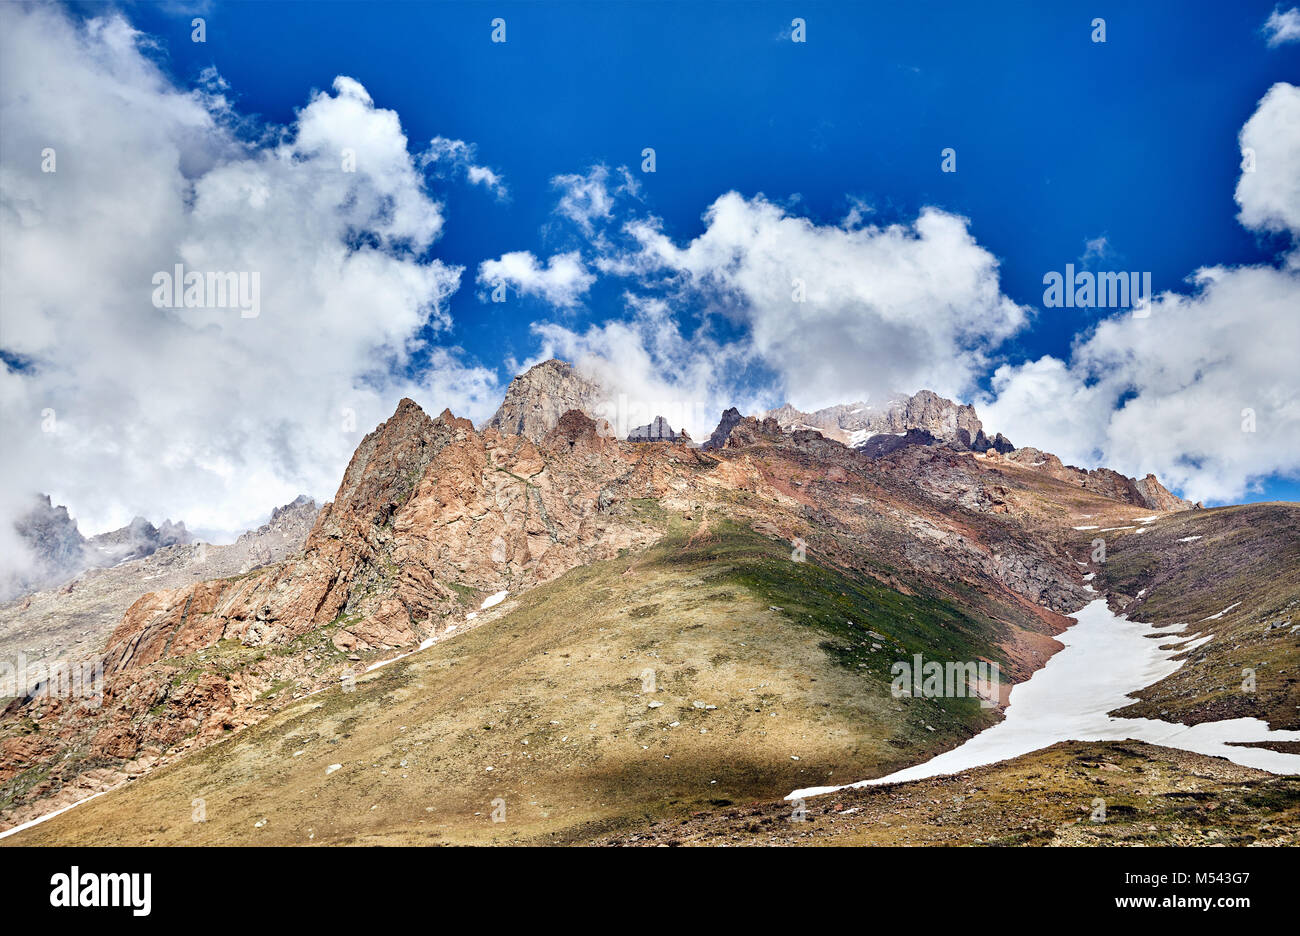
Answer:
xmin=701 ymin=406 xmax=743 ymax=451
xmin=763 ymin=392 xmax=1192 ymax=513
xmin=1003 ymin=448 xmax=1196 ymax=512
xmin=484 ymin=359 xmax=609 ymax=442
xmin=4 ymin=497 xmax=194 ymax=602
xmin=5 ymin=496 xmax=87 ymax=599
xmin=0 ymin=361 xmax=1290 ymax=845
xmin=765 ymin=391 xmax=1014 ymax=454
xmin=85 ymin=516 xmax=192 ymax=566
xmin=0 ymin=495 xmax=318 ymax=698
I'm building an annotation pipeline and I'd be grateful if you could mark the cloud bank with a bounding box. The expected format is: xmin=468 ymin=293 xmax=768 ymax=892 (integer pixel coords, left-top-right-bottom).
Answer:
xmin=0 ymin=5 xmax=498 ymax=560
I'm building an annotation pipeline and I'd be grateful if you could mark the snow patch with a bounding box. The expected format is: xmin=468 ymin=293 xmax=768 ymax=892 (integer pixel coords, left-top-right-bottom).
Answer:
xmin=789 ymin=599 xmax=1300 ymax=799
xmin=1202 ymin=602 xmax=1242 ymax=621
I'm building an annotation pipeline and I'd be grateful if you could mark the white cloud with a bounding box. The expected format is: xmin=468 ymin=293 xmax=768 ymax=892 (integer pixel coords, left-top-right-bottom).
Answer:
xmin=1080 ymin=235 xmax=1112 ymax=266
xmin=525 ymin=295 xmax=767 ymax=439
xmin=982 ymin=84 xmax=1300 ymax=504
xmin=552 ymin=164 xmax=640 ymax=234
xmin=603 ymin=193 xmax=1028 ymax=410
xmin=0 ymin=5 xmax=498 ymax=561
xmin=1236 ymin=83 xmax=1300 ymax=237
xmin=981 ymin=264 xmax=1300 ymax=503
xmin=515 ymin=191 xmax=1032 ymax=438
xmin=476 ymin=250 xmax=595 ymax=308
xmin=422 ymin=135 xmax=508 ymax=200
xmin=1264 ymin=5 xmax=1300 ymax=46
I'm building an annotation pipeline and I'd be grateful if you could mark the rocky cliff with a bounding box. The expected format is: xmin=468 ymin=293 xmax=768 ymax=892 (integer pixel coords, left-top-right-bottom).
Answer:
xmin=484 ymin=359 xmax=609 ymax=442
xmin=0 ymin=496 xmax=318 ymax=697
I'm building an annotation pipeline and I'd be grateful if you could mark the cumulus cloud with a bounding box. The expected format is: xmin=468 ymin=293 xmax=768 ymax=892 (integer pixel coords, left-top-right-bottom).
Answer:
xmin=602 ymin=193 xmax=1028 ymax=409
xmin=0 ymin=5 xmax=498 ymax=558
xmin=982 ymin=83 xmax=1300 ymax=504
xmin=421 ymin=135 xmax=508 ymax=200
xmin=506 ymin=187 xmax=1030 ymax=440
xmin=1235 ymin=83 xmax=1300 ymax=236
xmin=476 ymin=250 xmax=594 ymax=309
xmin=1263 ymin=5 xmax=1300 ymax=46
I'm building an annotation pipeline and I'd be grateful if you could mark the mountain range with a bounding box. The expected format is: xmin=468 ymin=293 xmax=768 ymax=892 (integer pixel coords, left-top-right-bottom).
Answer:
xmin=0 ymin=360 xmax=1294 ymax=845
xmin=5 ymin=496 xmax=194 ymax=602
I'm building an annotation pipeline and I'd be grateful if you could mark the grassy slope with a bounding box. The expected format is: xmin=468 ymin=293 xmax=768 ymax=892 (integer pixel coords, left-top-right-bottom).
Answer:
xmin=6 ymin=513 xmax=1010 ymax=845
xmin=603 ymin=739 xmax=1300 ymax=847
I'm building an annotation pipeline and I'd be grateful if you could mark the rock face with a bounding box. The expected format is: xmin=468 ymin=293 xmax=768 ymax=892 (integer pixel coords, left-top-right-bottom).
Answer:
xmin=484 ymin=359 xmax=608 ymax=442
xmin=627 ymin=416 xmax=687 ymax=443
xmin=0 ymin=496 xmax=318 ymax=697
xmin=100 ymin=398 xmax=662 ymax=675
xmin=1004 ymin=449 xmax=1195 ymax=512
xmin=1135 ymin=474 xmax=1199 ymax=512
xmin=6 ymin=496 xmax=88 ymax=599
xmin=702 ymin=407 xmax=743 ymax=450
xmin=856 ymin=428 xmax=941 ymax=458
xmin=767 ymin=390 xmax=1013 ymax=454
xmin=5 ymin=497 xmax=194 ymax=602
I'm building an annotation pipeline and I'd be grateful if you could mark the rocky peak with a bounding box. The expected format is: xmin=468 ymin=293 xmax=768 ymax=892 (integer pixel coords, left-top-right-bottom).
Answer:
xmin=1135 ymin=474 xmax=1198 ymax=511
xmin=268 ymin=494 xmax=315 ymax=524
xmin=12 ymin=494 xmax=86 ymax=565
xmin=5 ymin=495 xmax=200 ymax=602
xmin=311 ymin=397 xmax=458 ymax=546
xmin=88 ymin=516 xmax=192 ymax=564
xmin=244 ymin=495 xmax=319 ymax=546
xmin=702 ymin=407 xmax=743 ymax=450
xmin=4 ymin=495 xmax=88 ymax=601
xmin=485 ymin=359 xmax=607 ymax=442
xmin=767 ymin=390 xmax=1011 ymax=454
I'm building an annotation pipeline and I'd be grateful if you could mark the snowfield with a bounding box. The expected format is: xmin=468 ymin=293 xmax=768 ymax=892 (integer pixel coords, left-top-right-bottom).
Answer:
xmin=789 ymin=599 xmax=1300 ymax=799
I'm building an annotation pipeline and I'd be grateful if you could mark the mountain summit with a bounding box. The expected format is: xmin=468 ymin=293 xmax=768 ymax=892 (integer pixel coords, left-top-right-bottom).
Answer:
xmin=765 ymin=391 xmax=1014 ymax=454
xmin=484 ymin=359 xmax=608 ymax=442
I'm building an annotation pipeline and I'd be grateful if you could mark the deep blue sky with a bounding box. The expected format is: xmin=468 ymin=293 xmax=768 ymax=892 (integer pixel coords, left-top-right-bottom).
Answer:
xmin=116 ymin=0 xmax=1300 ymax=500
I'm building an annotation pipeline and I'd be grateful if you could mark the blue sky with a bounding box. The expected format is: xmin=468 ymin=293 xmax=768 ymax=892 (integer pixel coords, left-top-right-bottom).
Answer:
xmin=125 ymin=0 xmax=1297 ymax=377
xmin=3 ymin=0 xmax=1298 ymax=539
